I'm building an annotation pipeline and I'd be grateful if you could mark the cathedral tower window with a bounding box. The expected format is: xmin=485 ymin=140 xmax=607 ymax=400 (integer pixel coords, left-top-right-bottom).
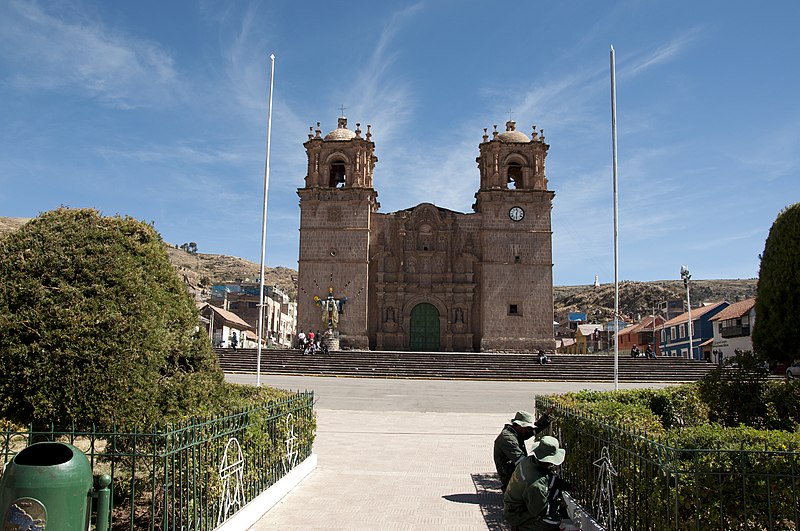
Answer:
xmin=418 ymin=225 xmax=434 ymax=251
xmin=330 ymin=160 xmax=346 ymax=188
xmin=507 ymin=162 xmax=523 ymax=189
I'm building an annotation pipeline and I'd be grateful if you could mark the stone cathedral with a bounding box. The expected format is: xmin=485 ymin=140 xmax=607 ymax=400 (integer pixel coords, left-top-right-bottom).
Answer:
xmin=296 ymin=116 xmax=556 ymax=352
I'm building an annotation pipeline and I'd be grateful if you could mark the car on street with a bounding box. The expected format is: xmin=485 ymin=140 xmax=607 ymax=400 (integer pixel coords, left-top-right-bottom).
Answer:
xmin=786 ymin=362 xmax=800 ymax=379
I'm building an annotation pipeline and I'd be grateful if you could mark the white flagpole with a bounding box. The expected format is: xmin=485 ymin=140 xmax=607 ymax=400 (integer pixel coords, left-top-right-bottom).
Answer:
xmin=610 ymin=46 xmax=619 ymax=391
xmin=257 ymin=53 xmax=275 ymax=387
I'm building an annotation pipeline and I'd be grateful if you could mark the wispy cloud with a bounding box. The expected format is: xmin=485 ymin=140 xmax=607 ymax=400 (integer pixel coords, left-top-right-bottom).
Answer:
xmin=346 ymin=2 xmax=425 ymax=143
xmin=95 ymin=143 xmax=249 ymax=166
xmin=377 ymin=133 xmax=479 ymax=212
xmin=0 ymin=0 xmax=183 ymax=109
xmin=728 ymin=121 xmax=800 ymax=183
xmin=214 ymin=4 xmax=311 ymax=194
xmin=622 ymin=27 xmax=703 ymax=78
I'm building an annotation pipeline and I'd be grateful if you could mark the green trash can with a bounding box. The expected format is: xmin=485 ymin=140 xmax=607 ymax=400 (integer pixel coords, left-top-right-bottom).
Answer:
xmin=1 ymin=441 xmax=93 ymax=530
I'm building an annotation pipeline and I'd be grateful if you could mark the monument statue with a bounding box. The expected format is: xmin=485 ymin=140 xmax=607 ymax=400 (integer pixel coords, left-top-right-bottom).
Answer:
xmin=314 ymin=287 xmax=348 ymax=331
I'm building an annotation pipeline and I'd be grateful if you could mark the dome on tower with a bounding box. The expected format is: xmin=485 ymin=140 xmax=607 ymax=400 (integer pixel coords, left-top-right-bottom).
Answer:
xmin=324 ymin=117 xmax=357 ymax=141
xmin=497 ymin=120 xmax=529 ymax=143
xmin=498 ymin=130 xmax=530 ymax=143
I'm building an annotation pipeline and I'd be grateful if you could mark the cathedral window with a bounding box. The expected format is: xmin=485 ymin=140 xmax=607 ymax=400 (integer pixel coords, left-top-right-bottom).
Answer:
xmin=508 ymin=304 xmax=519 ymax=315
xmin=507 ymin=162 xmax=523 ymax=189
xmin=330 ymin=160 xmax=346 ymax=188
xmin=418 ymin=227 xmax=434 ymax=251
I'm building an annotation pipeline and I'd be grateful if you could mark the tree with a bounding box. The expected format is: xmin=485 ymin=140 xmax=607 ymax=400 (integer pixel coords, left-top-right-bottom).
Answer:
xmin=753 ymin=203 xmax=800 ymax=364
xmin=697 ymin=351 xmax=770 ymax=428
xmin=180 ymin=242 xmax=198 ymax=254
xmin=0 ymin=208 xmax=224 ymax=428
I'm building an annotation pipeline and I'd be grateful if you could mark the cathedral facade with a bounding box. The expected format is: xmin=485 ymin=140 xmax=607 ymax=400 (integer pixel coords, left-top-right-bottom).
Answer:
xmin=296 ymin=117 xmax=555 ymax=352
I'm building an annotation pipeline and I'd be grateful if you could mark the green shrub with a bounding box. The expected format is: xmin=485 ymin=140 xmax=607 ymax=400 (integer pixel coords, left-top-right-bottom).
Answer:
xmin=697 ymin=351 xmax=770 ymax=428
xmin=0 ymin=208 xmax=225 ymax=428
xmin=664 ymin=422 xmax=800 ymax=450
xmin=559 ymin=385 xmax=708 ymax=430
xmin=552 ymin=391 xmax=665 ymax=434
xmin=763 ymin=378 xmax=800 ymax=431
xmin=539 ymin=392 xmax=800 ymax=530
xmin=753 ymin=202 xmax=800 ymax=364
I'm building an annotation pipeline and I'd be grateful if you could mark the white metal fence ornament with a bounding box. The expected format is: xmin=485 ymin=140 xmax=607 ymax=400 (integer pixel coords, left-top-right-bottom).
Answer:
xmin=592 ymin=446 xmax=618 ymax=530
xmin=217 ymin=437 xmax=245 ymax=525
xmin=283 ymin=413 xmax=299 ymax=474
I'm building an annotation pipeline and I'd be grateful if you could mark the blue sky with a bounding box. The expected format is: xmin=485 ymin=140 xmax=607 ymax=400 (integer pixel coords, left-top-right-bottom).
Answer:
xmin=1 ymin=1 xmax=798 ymax=286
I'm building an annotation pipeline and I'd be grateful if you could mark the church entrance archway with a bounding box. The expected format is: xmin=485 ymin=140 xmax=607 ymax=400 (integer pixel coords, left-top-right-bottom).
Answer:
xmin=409 ymin=303 xmax=440 ymax=351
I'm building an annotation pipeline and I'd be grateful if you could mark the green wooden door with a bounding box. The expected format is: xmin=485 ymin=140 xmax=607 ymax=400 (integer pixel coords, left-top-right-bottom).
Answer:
xmin=409 ymin=303 xmax=440 ymax=351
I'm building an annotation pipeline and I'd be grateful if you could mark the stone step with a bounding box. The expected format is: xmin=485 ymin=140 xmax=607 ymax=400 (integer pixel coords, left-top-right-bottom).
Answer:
xmin=215 ymin=348 xmax=716 ymax=382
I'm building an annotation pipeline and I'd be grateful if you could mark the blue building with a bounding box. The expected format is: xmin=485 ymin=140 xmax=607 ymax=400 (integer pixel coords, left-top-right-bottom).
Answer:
xmin=659 ymin=301 xmax=729 ymax=360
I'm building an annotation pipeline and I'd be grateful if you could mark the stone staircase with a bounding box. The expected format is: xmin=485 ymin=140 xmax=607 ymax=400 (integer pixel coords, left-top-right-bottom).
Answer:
xmin=215 ymin=348 xmax=717 ymax=382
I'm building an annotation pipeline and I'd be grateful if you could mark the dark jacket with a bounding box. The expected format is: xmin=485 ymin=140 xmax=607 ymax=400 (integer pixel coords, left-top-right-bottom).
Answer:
xmin=504 ymin=457 xmax=568 ymax=531
xmin=493 ymin=414 xmax=550 ymax=490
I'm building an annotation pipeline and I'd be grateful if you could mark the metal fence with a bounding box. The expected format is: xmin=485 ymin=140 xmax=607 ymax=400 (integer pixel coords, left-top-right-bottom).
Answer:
xmin=1 ymin=392 xmax=315 ymax=530
xmin=536 ymin=397 xmax=800 ymax=531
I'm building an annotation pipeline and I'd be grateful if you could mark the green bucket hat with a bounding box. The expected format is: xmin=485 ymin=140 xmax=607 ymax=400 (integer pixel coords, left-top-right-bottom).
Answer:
xmin=530 ymin=435 xmax=566 ymax=465
xmin=511 ymin=411 xmax=535 ymax=428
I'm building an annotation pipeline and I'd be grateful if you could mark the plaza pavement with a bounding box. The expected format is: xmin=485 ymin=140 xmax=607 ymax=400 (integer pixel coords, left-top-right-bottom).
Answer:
xmin=226 ymin=374 xmax=672 ymax=530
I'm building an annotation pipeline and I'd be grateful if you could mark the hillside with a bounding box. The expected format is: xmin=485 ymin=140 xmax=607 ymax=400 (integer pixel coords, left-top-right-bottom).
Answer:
xmin=554 ymin=279 xmax=758 ymax=321
xmin=0 ymin=217 xmax=31 ymax=234
xmin=0 ymin=216 xmax=297 ymax=300
xmin=2 ymin=216 xmax=756 ymax=311
xmin=165 ymin=245 xmax=297 ymax=300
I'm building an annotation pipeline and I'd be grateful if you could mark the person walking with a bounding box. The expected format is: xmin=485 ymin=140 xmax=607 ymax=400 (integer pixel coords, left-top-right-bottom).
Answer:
xmin=493 ymin=407 xmax=553 ymax=492
xmin=230 ymin=331 xmax=238 ymax=351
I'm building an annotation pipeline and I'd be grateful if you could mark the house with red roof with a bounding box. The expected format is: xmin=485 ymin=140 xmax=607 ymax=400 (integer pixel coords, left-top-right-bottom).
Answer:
xmin=709 ymin=298 xmax=756 ymax=363
xmin=659 ymin=301 xmax=729 ymax=360
xmin=618 ymin=315 xmax=665 ymax=356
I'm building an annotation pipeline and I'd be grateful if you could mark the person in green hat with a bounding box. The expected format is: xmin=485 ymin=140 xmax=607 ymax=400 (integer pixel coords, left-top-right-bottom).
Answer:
xmin=503 ymin=435 xmax=573 ymax=531
xmin=493 ymin=407 xmax=553 ymax=491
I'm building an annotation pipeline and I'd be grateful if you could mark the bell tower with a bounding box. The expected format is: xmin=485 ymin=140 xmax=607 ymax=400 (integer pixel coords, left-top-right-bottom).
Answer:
xmin=296 ymin=118 xmax=378 ymax=348
xmin=473 ymin=120 xmax=556 ymax=351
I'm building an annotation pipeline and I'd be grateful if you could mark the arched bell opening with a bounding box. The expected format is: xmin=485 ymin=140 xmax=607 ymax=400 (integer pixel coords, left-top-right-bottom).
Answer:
xmin=507 ymin=162 xmax=523 ymax=189
xmin=330 ymin=160 xmax=347 ymax=188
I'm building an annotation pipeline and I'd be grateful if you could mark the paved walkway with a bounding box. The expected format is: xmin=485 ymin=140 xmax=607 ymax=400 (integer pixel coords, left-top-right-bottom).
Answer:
xmin=252 ymin=409 xmax=507 ymax=530
xmin=242 ymin=375 xmax=671 ymax=530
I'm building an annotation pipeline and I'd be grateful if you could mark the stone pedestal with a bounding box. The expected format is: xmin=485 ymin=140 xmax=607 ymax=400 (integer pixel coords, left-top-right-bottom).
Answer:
xmin=321 ymin=333 xmax=340 ymax=352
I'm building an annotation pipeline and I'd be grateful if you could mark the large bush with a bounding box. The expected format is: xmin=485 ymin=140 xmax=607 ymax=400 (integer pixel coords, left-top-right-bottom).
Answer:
xmin=560 ymin=384 xmax=709 ymax=431
xmin=697 ymin=350 xmax=771 ymax=428
xmin=0 ymin=208 xmax=225 ymax=428
xmin=696 ymin=350 xmax=800 ymax=430
xmin=753 ymin=202 xmax=800 ymax=363
xmin=541 ymin=387 xmax=800 ymax=530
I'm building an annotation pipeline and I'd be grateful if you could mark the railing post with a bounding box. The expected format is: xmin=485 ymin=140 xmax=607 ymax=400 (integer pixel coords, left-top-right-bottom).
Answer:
xmin=94 ymin=474 xmax=112 ymax=531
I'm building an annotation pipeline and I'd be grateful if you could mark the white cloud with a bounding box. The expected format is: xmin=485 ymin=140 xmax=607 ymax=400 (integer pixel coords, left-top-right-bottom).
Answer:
xmin=0 ymin=0 xmax=183 ymax=109
xmin=95 ymin=143 xmax=249 ymax=166
xmin=344 ymin=2 xmax=425 ymax=144
xmin=728 ymin=121 xmax=800 ymax=183
xmin=621 ymin=27 xmax=703 ymax=78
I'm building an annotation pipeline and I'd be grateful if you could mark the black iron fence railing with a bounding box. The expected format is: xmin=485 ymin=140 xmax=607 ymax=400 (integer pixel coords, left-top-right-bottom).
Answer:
xmin=536 ymin=396 xmax=800 ymax=531
xmin=1 ymin=392 xmax=315 ymax=530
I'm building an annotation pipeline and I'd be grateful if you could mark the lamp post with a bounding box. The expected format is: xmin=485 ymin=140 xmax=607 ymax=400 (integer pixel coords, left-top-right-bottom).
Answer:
xmin=680 ymin=265 xmax=693 ymax=359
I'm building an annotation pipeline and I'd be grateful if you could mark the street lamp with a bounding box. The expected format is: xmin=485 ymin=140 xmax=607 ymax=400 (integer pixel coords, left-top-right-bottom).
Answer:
xmin=680 ymin=265 xmax=693 ymax=359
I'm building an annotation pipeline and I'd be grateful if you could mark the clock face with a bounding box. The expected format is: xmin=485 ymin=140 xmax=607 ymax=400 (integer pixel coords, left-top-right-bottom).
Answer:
xmin=509 ymin=206 xmax=524 ymax=222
